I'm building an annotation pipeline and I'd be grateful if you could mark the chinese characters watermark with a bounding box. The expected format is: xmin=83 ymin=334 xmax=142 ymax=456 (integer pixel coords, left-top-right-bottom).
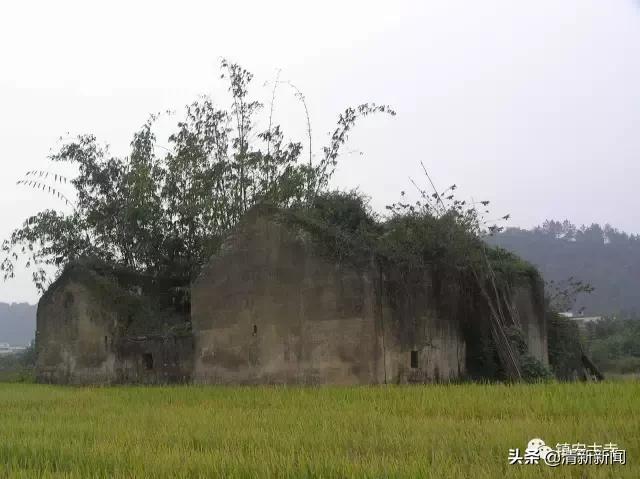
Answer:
xmin=508 ymin=438 xmax=626 ymax=467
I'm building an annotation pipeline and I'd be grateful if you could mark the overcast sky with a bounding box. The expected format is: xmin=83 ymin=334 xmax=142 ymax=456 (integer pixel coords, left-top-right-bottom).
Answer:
xmin=1 ymin=0 xmax=639 ymax=303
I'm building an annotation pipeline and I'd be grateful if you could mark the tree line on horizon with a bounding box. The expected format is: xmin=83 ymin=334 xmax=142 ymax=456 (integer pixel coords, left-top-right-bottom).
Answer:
xmin=490 ymin=220 xmax=640 ymax=317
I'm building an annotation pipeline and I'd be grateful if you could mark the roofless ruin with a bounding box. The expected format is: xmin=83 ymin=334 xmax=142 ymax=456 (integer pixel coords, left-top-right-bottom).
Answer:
xmin=35 ymin=203 xmax=550 ymax=385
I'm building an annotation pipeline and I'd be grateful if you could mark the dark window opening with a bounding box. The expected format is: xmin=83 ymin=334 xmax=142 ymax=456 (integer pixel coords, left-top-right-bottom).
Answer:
xmin=143 ymin=353 xmax=154 ymax=370
xmin=252 ymin=324 xmax=257 ymax=336
xmin=410 ymin=350 xmax=419 ymax=369
xmin=104 ymin=336 xmax=108 ymax=349
xmin=63 ymin=292 xmax=74 ymax=309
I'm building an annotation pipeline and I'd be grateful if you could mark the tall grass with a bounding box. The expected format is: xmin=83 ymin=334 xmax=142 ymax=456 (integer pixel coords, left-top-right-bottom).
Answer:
xmin=0 ymin=382 xmax=637 ymax=478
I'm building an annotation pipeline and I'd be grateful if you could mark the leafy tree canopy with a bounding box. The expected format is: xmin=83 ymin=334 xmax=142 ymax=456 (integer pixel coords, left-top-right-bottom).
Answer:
xmin=1 ymin=60 xmax=394 ymax=292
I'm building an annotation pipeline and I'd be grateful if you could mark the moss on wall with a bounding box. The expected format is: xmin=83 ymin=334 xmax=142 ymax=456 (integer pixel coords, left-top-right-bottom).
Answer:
xmin=547 ymin=312 xmax=584 ymax=380
xmin=38 ymin=195 xmax=549 ymax=385
xmin=42 ymin=260 xmax=188 ymax=337
xmin=275 ymin=195 xmax=548 ymax=382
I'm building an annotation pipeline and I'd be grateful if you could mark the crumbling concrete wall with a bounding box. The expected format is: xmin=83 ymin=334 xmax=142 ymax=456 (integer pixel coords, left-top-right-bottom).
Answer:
xmin=115 ymin=335 xmax=193 ymax=384
xmin=511 ymin=279 xmax=549 ymax=366
xmin=191 ymin=210 xmax=471 ymax=385
xmin=37 ymin=211 xmax=548 ymax=385
xmin=36 ymin=268 xmax=118 ymax=384
xmin=377 ymin=268 xmax=467 ymax=383
xmin=191 ymin=211 xmax=383 ymax=384
xmin=36 ymin=264 xmax=193 ymax=385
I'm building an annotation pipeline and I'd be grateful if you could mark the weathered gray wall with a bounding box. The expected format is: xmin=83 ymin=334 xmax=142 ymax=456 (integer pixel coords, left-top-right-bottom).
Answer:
xmin=37 ymin=212 xmax=548 ymax=385
xmin=115 ymin=335 xmax=193 ymax=384
xmin=374 ymin=267 xmax=468 ymax=383
xmin=36 ymin=272 xmax=118 ymax=384
xmin=36 ymin=265 xmax=193 ymax=385
xmin=191 ymin=211 xmax=469 ymax=385
xmin=512 ymin=279 xmax=548 ymax=365
xmin=191 ymin=213 xmax=383 ymax=384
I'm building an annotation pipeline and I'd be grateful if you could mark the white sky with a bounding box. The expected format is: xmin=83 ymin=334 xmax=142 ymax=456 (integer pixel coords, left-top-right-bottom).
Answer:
xmin=1 ymin=0 xmax=639 ymax=303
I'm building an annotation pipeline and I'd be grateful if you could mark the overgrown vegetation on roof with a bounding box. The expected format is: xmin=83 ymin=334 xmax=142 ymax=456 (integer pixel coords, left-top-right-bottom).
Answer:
xmin=287 ymin=188 xmax=539 ymax=289
xmin=285 ymin=188 xmax=551 ymax=382
xmin=46 ymin=259 xmax=188 ymax=337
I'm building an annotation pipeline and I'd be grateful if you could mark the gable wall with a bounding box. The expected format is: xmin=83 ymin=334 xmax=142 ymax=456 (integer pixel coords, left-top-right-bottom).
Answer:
xmin=35 ymin=267 xmax=193 ymax=385
xmin=36 ymin=279 xmax=117 ymax=384
xmin=191 ymin=215 xmax=384 ymax=384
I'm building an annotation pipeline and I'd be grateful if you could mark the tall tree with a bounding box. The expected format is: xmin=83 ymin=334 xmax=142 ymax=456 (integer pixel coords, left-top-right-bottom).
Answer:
xmin=1 ymin=60 xmax=394 ymax=292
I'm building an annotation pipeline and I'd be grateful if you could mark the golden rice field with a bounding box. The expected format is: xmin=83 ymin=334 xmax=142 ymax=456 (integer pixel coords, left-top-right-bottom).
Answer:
xmin=0 ymin=382 xmax=637 ymax=478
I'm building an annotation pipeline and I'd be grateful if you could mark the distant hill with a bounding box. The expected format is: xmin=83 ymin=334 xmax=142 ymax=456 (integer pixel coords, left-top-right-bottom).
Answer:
xmin=489 ymin=220 xmax=640 ymax=316
xmin=0 ymin=302 xmax=36 ymax=345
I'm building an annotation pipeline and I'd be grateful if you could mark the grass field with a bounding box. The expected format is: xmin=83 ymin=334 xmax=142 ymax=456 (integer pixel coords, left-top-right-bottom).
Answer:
xmin=0 ymin=382 xmax=638 ymax=478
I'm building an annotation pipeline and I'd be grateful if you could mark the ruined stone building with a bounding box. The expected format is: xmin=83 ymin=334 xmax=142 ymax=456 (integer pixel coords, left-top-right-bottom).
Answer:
xmin=36 ymin=265 xmax=193 ymax=384
xmin=36 ymin=207 xmax=548 ymax=385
